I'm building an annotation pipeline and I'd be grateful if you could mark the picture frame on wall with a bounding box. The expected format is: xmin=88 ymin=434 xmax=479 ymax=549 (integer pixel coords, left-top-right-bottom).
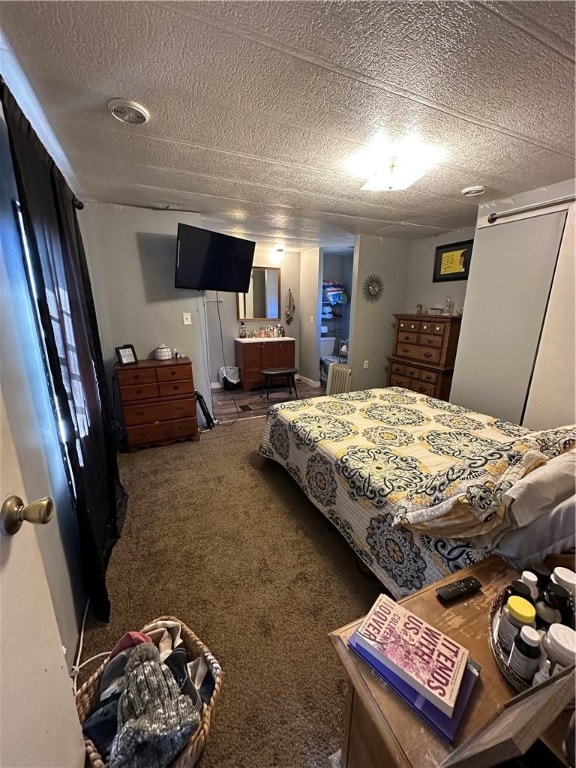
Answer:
xmin=433 ymin=240 xmax=473 ymax=283
xmin=115 ymin=344 xmax=138 ymax=366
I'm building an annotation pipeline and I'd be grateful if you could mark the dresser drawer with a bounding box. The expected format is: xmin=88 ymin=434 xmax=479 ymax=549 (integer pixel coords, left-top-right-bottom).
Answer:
xmin=410 ymin=380 xmax=436 ymax=396
xmin=420 ymin=370 xmax=439 ymax=384
xmin=420 ymin=320 xmax=446 ymax=336
xmin=116 ymin=367 xmax=157 ymax=386
xmin=389 ymin=374 xmax=411 ymax=388
xmin=127 ymin=417 xmax=198 ymax=447
xmin=120 ymin=382 xmax=160 ymax=402
xmin=390 ymin=362 xmax=406 ymax=375
xmin=419 ymin=333 xmax=443 ymax=349
xmin=158 ymin=380 xmax=195 ymax=398
xmin=156 ymin=364 xmax=193 ymax=382
xmin=123 ymin=398 xmax=195 ymax=426
xmin=396 ymin=343 xmax=441 ymax=365
xmin=398 ymin=319 xmax=421 ymax=333
xmin=405 ymin=365 xmax=421 ymax=379
xmin=397 ymin=331 xmax=418 ymax=344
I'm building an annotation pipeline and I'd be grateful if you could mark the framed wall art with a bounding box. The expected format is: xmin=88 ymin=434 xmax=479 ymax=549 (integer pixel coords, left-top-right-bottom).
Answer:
xmin=115 ymin=344 xmax=138 ymax=366
xmin=433 ymin=240 xmax=474 ymax=283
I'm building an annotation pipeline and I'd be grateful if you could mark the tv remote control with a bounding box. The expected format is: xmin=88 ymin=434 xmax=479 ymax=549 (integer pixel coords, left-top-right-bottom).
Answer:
xmin=436 ymin=576 xmax=482 ymax=603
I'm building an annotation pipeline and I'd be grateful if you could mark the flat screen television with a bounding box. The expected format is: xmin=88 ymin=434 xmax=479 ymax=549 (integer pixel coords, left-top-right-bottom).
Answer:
xmin=175 ymin=223 xmax=256 ymax=293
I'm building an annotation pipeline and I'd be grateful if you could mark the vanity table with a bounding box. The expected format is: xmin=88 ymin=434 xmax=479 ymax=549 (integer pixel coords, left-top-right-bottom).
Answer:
xmin=234 ymin=337 xmax=296 ymax=392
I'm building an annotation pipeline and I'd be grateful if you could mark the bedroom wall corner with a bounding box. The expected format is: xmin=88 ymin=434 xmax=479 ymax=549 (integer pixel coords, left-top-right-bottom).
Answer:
xmin=349 ymin=234 xmax=409 ymax=390
xmin=298 ymin=247 xmax=322 ymax=383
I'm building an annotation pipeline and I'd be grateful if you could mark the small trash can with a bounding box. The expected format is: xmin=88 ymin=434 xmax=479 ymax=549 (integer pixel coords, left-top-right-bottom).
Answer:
xmin=218 ymin=366 xmax=240 ymax=391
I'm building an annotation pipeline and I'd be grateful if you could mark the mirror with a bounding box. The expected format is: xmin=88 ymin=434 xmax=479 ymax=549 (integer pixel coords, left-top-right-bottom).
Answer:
xmin=237 ymin=267 xmax=281 ymax=321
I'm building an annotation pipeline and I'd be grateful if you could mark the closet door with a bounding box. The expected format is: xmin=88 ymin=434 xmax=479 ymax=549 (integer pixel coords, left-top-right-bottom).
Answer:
xmin=450 ymin=211 xmax=566 ymax=425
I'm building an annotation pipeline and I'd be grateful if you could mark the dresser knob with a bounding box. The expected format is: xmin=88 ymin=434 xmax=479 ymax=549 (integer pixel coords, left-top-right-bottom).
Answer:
xmin=424 ymin=352 xmax=433 ymax=358
xmin=171 ymin=370 xmax=176 ymax=376
xmin=176 ymin=405 xmax=184 ymax=411
xmin=427 ymin=339 xmax=434 ymax=345
xmin=401 ymin=347 xmax=409 ymax=354
xmin=136 ymin=409 xmax=145 ymax=416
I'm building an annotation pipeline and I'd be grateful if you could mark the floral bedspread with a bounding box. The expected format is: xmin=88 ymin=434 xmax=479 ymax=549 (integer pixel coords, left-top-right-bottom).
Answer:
xmin=259 ymin=387 xmax=571 ymax=598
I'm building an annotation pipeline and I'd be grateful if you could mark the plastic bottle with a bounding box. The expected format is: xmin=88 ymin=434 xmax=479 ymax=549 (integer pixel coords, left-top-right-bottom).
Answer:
xmin=239 ymin=322 xmax=246 ymax=338
xmin=542 ymin=623 xmax=576 ymax=674
xmin=508 ymin=625 xmax=541 ymax=681
xmin=504 ymin=579 xmax=534 ymax=603
xmin=497 ymin=596 xmax=537 ymax=654
xmin=535 ymin=584 xmax=565 ymax=630
xmin=520 ymin=570 xmax=539 ymax=602
xmin=532 ymin=658 xmax=551 ymax=686
xmin=551 ymin=567 xmax=576 ymax=596
xmin=532 ymin=563 xmax=552 ymax=596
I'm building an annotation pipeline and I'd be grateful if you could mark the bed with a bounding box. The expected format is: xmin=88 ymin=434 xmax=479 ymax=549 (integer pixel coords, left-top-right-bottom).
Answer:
xmin=259 ymin=387 xmax=575 ymax=598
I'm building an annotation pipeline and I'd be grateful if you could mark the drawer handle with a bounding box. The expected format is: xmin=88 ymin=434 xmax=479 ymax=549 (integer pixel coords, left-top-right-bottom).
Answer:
xmin=136 ymin=409 xmax=145 ymax=416
xmin=133 ymin=374 xmax=140 ymax=380
xmin=172 ymin=385 xmax=180 ymax=391
xmin=178 ymin=424 xmax=186 ymax=431
xmin=136 ymin=389 xmax=143 ymax=395
xmin=138 ymin=429 xmax=150 ymax=436
xmin=170 ymin=370 xmax=177 ymax=376
xmin=400 ymin=347 xmax=410 ymax=354
xmin=175 ymin=405 xmax=184 ymax=411
xmin=426 ymin=338 xmax=434 ymax=345
xmin=418 ymin=386 xmax=427 ymax=392
xmin=424 ymin=352 xmax=433 ymax=359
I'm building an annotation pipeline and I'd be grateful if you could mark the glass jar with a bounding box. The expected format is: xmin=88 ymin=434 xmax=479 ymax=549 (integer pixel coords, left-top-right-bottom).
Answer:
xmin=497 ymin=596 xmax=537 ymax=654
xmin=442 ymin=297 xmax=454 ymax=316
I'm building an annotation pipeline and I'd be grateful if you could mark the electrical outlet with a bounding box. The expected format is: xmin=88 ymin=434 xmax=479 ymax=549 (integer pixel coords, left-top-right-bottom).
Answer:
xmin=363 ymin=360 xmax=369 ymax=369
xmin=182 ymin=312 xmax=192 ymax=325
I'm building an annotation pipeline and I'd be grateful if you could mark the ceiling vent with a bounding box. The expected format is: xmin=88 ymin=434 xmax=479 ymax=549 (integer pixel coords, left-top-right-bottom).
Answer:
xmin=107 ymin=99 xmax=149 ymax=125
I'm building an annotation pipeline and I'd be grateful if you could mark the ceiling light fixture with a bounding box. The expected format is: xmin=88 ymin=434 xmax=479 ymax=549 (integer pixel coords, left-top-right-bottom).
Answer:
xmin=461 ymin=185 xmax=486 ymax=197
xmin=344 ymin=131 xmax=446 ymax=191
xmin=270 ymin=247 xmax=285 ymax=264
xmin=107 ymin=98 xmax=150 ymax=124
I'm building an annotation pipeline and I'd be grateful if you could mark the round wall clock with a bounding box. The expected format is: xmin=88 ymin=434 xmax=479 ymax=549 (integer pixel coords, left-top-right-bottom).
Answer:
xmin=362 ymin=274 xmax=384 ymax=303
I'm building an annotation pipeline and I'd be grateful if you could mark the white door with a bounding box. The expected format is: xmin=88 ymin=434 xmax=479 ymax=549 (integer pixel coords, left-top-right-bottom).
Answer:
xmin=0 ymin=391 xmax=85 ymax=767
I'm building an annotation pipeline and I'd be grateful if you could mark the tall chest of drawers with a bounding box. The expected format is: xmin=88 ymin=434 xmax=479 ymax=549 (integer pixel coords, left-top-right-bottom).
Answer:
xmin=115 ymin=357 xmax=200 ymax=450
xmin=387 ymin=314 xmax=461 ymax=401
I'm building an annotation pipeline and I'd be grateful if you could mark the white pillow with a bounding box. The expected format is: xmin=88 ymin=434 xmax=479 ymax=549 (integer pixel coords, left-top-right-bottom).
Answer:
xmin=503 ymin=449 xmax=576 ymax=529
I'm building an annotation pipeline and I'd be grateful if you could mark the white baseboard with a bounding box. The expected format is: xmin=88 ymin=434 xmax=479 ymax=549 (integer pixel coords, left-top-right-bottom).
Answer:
xmin=297 ymin=375 xmax=321 ymax=387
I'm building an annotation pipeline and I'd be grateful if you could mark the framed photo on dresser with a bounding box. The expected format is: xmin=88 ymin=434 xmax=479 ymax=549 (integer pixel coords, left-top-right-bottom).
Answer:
xmin=115 ymin=344 xmax=138 ymax=366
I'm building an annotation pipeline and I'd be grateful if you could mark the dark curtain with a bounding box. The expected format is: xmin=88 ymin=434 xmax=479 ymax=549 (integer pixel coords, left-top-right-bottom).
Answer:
xmin=1 ymin=80 xmax=127 ymax=622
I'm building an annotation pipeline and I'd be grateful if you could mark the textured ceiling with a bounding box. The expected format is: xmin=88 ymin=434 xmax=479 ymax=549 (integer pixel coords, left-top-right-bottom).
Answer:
xmin=0 ymin=1 xmax=574 ymax=249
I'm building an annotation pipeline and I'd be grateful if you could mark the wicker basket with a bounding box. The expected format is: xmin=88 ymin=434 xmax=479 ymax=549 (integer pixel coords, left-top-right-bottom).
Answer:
xmin=76 ymin=615 xmax=223 ymax=768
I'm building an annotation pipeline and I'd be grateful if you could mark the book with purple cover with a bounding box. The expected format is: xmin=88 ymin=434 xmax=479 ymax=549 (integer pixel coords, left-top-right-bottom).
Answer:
xmin=348 ymin=633 xmax=480 ymax=742
xmin=352 ymin=593 xmax=469 ymax=716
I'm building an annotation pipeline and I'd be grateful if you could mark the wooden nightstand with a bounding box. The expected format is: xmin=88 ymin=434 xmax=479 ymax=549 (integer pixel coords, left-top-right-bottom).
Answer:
xmin=329 ymin=556 xmax=570 ymax=768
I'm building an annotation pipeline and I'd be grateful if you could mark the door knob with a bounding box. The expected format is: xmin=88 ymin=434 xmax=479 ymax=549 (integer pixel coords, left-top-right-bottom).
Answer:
xmin=1 ymin=495 xmax=54 ymax=535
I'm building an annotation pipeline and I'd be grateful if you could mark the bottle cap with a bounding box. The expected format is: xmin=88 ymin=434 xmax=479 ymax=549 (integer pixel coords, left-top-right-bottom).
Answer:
xmin=552 ymin=567 xmax=576 ymax=595
xmin=546 ymin=623 xmax=576 ymax=667
xmin=519 ymin=626 xmax=540 ymax=647
xmin=546 ymin=582 xmax=570 ymax=608
xmin=521 ymin=570 xmax=538 ymax=587
xmin=507 ymin=580 xmax=532 ymax=600
xmin=507 ymin=595 xmax=536 ymax=624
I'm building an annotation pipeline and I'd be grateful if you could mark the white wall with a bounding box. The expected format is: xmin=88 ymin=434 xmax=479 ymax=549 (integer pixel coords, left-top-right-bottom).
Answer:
xmin=349 ymin=234 xmax=409 ymax=390
xmin=79 ymin=204 xmax=216 ymax=420
xmin=299 ymin=247 xmax=322 ymax=383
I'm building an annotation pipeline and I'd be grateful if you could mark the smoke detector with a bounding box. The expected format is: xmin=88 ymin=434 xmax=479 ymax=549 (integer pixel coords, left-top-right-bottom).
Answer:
xmin=107 ymin=99 xmax=150 ymax=125
xmin=461 ymin=185 xmax=486 ymax=197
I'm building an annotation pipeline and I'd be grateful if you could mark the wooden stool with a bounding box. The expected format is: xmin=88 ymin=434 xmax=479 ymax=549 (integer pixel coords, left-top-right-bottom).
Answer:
xmin=260 ymin=367 xmax=299 ymax=402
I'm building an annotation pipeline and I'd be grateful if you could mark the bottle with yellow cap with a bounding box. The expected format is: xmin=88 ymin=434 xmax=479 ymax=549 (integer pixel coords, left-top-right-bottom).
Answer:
xmin=497 ymin=595 xmax=537 ymax=654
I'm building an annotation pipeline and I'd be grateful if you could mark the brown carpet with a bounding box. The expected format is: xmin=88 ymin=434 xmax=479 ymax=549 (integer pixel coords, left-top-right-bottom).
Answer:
xmin=80 ymin=416 xmax=381 ymax=768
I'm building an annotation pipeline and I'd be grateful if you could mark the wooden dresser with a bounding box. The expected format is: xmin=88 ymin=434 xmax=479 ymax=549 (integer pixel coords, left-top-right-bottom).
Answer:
xmin=235 ymin=338 xmax=296 ymax=392
xmin=115 ymin=357 xmax=199 ymax=451
xmin=387 ymin=314 xmax=461 ymax=401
